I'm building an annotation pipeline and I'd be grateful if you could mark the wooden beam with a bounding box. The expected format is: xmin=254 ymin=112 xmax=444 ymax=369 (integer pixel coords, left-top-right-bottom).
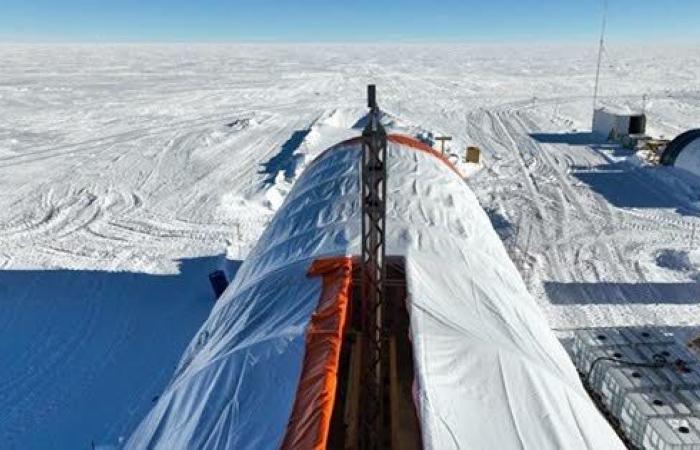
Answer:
xmin=389 ymin=336 xmax=401 ymax=449
xmin=344 ymin=333 xmax=363 ymax=449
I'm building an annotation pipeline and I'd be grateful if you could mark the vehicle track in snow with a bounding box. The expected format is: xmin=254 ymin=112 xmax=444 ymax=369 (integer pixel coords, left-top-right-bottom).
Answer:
xmin=469 ymin=104 xmax=700 ymax=328
xmin=0 ymin=98 xmax=322 ymax=273
xmin=504 ymin=110 xmax=626 ymax=282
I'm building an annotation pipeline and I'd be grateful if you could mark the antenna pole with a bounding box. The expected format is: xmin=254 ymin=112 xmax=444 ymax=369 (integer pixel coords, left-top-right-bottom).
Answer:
xmin=593 ymin=0 xmax=608 ymax=111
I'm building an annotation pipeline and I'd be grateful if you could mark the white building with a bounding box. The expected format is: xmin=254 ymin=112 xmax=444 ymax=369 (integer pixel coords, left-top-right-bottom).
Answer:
xmin=592 ymin=107 xmax=646 ymax=141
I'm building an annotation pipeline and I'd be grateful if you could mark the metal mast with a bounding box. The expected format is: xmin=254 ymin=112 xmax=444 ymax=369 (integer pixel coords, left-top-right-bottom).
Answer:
xmin=359 ymin=84 xmax=388 ymax=450
xmin=593 ymin=0 xmax=608 ymax=111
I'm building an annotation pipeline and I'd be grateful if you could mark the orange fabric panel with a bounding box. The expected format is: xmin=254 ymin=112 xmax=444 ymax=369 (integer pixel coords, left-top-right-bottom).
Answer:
xmin=281 ymin=257 xmax=353 ymax=450
xmin=387 ymin=134 xmax=463 ymax=177
xmin=308 ymin=134 xmax=463 ymax=178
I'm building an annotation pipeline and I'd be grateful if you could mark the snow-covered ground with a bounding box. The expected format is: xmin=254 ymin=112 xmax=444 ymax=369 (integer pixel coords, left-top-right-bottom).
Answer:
xmin=1 ymin=43 xmax=700 ymax=448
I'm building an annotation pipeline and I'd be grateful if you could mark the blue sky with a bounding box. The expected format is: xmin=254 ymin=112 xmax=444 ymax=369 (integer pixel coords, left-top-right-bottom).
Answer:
xmin=1 ymin=0 xmax=699 ymax=42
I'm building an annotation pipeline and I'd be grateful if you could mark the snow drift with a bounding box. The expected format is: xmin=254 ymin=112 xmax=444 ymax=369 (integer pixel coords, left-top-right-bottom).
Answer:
xmin=126 ymin=135 xmax=623 ymax=449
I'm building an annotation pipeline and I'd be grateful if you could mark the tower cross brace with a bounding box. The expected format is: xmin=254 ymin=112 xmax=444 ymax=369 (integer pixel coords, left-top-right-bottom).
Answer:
xmin=359 ymin=84 xmax=388 ymax=450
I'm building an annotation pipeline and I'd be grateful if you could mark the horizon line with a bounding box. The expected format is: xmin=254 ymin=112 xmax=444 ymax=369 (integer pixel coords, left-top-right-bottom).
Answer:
xmin=1 ymin=38 xmax=698 ymax=46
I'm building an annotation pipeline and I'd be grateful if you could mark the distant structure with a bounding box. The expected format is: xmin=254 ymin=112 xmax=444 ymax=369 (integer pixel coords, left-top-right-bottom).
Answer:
xmin=592 ymin=108 xmax=647 ymax=144
xmin=660 ymin=129 xmax=700 ymax=176
xmin=590 ymin=0 xmax=649 ymax=150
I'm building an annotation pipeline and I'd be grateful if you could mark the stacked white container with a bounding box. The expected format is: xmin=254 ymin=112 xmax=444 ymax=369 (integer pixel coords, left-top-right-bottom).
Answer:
xmin=571 ymin=327 xmax=700 ymax=450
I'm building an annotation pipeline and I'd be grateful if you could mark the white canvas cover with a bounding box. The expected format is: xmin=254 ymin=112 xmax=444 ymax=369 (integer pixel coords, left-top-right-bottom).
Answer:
xmin=673 ymin=137 xmax=700 ymax=179
xmin=127 ymin=136 xmax=624 ymax=449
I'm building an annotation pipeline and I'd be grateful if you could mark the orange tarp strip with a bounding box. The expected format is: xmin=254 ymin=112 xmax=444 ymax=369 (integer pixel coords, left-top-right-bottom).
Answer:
xmin=309 ymin=134 xmax=463 ymax=178
xmin=281 ymin=257 xmax=353 ymax=450
xmin=387 ymin=134 xmax=463 ymax=177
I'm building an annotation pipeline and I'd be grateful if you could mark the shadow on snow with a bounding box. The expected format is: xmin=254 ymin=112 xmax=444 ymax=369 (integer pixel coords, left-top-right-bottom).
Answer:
xmin=570 ymin=161 xmax=686 ymax=209
xmin=529 ymin=132 xmax=700 ymax=213
xmin=544 ymin=281 xmax=700 ymax=305
xmin=529 ymin=132 xmax=604 ymax=146
xmin=259 ymin=130 xmax=310 ymax=185
xmin=0 ymin=255 xmax=241 ymax=449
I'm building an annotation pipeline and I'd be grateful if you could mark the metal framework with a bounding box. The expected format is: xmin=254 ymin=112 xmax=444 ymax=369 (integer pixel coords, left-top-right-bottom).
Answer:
xmin=359 ymin=84 xmax=388 ymax=450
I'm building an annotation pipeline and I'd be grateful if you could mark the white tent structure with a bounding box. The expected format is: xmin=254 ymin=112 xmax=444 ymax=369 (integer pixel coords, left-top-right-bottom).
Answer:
xmin=661 ymin=129 xmax=700 ymax=179
xmin=126 ymin=134 xmax=624 ymax=449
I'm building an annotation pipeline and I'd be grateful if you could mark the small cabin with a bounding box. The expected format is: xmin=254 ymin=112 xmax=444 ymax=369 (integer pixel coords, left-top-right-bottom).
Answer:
xmin=592 ymin=108 xmax=646 ymax=142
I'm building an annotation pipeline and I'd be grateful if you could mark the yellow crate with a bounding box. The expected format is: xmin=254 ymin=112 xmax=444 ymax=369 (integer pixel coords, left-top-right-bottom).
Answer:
xmin=466 ymin=146 xmax=480 ymax=163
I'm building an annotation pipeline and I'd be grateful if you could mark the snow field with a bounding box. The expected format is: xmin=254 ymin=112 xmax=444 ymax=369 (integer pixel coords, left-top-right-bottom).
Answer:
xmin=0 ymin=43 xmax=699 ymax=447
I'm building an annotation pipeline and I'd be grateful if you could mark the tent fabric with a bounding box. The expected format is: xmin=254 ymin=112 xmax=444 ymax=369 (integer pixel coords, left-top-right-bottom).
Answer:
xmin=281 ymin=257 xmax=353 ymax=450
xmin=660 ymin=129 xmax=700 ymax=166
xmin=125 ymin=142 xmax=360 ymax=450
xmin=674 ymin=137 xmax=700 ymax=178
xmin=662 ymin=130 xmax=700 ymax=180
xmin=309 ymin=134 xmax=462 ymax=178
xmin=126 ymin=135 xmax=624 ymax=450
xmin=386 ymin=134 xmax=462 ymax=176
